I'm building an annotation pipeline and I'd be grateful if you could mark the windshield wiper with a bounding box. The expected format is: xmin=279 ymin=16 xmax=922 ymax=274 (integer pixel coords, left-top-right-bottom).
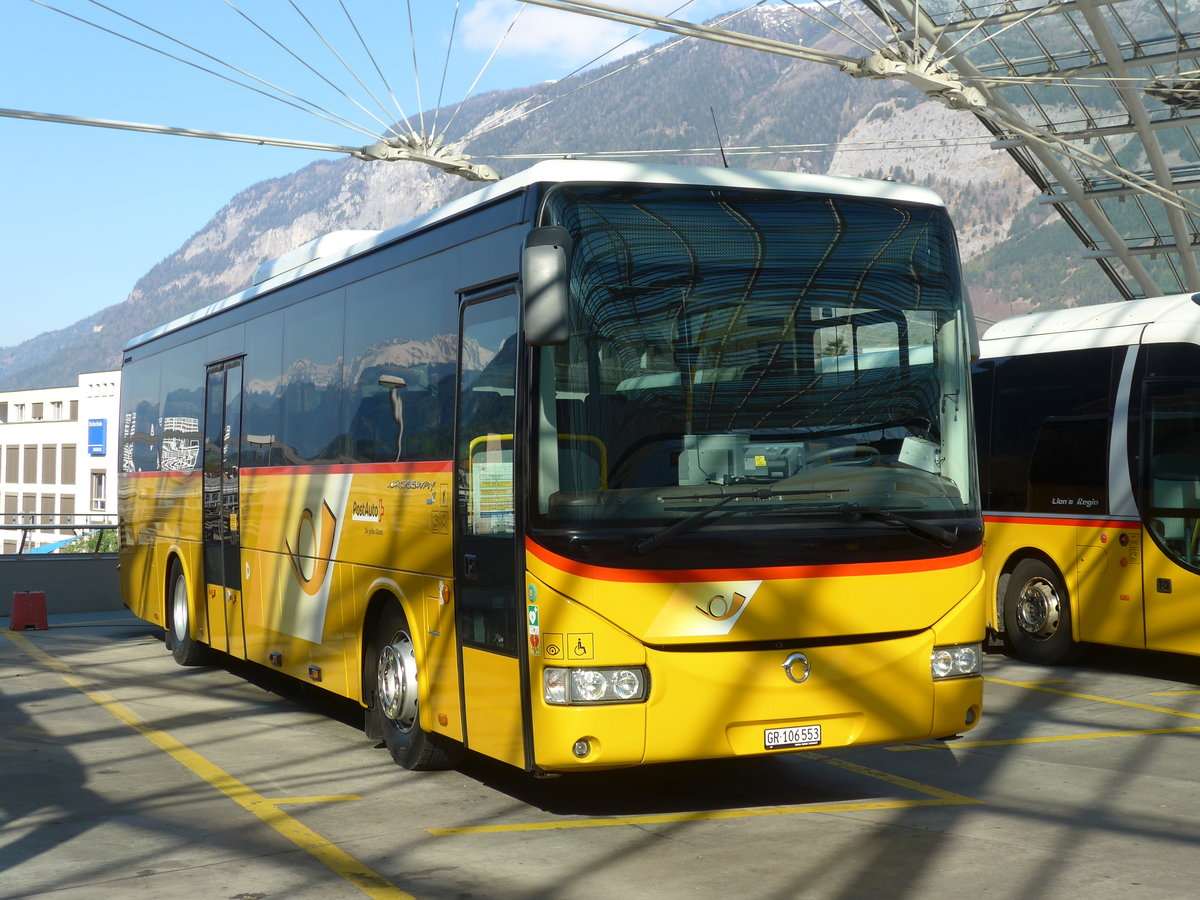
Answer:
xmin=629 ymin=487 xmax=840 ymax=556
xmin=629 ymin=493 xmax=958 ymax=556
xmin=837 ymin=503 xmax=958 ymax=548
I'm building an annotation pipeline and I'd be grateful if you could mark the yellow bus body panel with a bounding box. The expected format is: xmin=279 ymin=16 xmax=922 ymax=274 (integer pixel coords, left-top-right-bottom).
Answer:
xmin=462 ymin=647 xmax=525 ymax=767
xmin=119 ymin=470 xmax=203 ymax=627
xmin=525 ymin=542 xmax=984 ymax=770
xmin=985 ymin=514 xmax=1200 ymax=656
xmin=123 ymin=461 xmax=983 ymax=772
xmin=982 ymin=516 xmax=1146 ymax=649
xmin=121 ymin=464 xmax=455 ymax=709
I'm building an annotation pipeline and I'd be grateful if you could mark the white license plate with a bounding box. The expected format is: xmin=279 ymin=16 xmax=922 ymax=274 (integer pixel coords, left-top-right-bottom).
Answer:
xmin=764 ymin=724 xmax=822 ymax=750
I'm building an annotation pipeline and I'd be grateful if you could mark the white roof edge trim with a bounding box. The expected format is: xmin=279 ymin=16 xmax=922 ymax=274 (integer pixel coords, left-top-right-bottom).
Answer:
xmin=978 ymin=292 xmax=1200 ymax=359
xmin=125 ymin=159 xmax=949 ymax=352
xmin=253 ymin=230 xmax=382 ymax=285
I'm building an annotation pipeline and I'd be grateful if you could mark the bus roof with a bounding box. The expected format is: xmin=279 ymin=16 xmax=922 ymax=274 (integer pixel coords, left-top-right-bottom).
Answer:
xmin=978 ymin=292 xmax=1200 ymax=359
xmin=124 ymin=159 xmax=948 ymax=353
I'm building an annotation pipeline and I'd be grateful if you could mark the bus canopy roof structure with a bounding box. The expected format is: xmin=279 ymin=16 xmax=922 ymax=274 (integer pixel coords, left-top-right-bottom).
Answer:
xmin=864 ymin=0 xmax=1200 ymax=301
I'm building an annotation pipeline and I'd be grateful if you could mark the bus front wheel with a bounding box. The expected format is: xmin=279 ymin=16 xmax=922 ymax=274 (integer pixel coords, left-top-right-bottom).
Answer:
xmin=368 ymin=605 xmax=462 ymax=771
xmin=1003 ymin=559 xmax=1076 ymax=665
xmin=167 ymin=560 xmax=209 ymax=666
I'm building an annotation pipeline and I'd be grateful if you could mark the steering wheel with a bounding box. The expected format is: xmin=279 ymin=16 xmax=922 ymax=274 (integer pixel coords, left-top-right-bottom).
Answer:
xmin=807 ymin=445 xmax=881 ymax=466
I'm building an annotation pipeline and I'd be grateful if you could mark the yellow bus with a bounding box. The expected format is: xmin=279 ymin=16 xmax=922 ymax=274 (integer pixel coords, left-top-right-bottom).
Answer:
xmin=975 ymin=293 xmax=1200 ymax=664
xmin=119 ymin=160 xmax=984 ymax=773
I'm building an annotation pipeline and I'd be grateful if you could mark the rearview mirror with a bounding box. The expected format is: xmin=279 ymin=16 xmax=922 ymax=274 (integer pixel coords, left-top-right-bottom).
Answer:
xmin=521 ymin=226 xmax=572 ymax=346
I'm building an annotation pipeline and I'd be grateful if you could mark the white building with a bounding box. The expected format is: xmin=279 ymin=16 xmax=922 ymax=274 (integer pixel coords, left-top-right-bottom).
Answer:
xmin=0 ymin=371 xmax=120 ymax=554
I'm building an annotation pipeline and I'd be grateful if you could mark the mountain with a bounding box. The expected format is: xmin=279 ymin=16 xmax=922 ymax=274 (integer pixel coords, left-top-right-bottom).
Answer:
xmin=0 ymin=6 xmax=1105 ymax=389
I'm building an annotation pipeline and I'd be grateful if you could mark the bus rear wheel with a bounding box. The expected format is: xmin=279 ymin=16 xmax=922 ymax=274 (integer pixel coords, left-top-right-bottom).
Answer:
xmin=1003 ymin=559 xmax=1076 ymax=665
xmin=166 ymin=559 xmax=209 ymax=666
xmin=367 ymin=605 xmax=462 ymax=771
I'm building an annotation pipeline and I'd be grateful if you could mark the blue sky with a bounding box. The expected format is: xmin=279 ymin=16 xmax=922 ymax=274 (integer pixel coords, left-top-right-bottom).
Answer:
xmin=1 ymin=0 xmax=728 ymax=349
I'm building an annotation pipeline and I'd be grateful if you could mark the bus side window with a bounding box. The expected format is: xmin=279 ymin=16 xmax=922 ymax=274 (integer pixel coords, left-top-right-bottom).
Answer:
xmin=242 ymin=311 xmax=284 ymax=468
xmin=344 ymin=267 xmax=457 ymax=463
xmin=281 ymin=290 xmax=346 ymax=464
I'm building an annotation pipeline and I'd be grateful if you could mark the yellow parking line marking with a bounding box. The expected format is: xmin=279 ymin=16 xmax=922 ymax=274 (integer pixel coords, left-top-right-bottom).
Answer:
xmin=890 ymin=725 xmax=1200 ymax=750
xmin=813 ymin=755 xmax=979 ymax=805
xmin=984 ymin=675 xmax=1200 ymax=721
xmin=1151 ymin=690 xmax=1200 ymax=696
xmin=4 ymin=631 xmax=411 ymax=900
xmin=429 ymin=755 xmax=980 ymax=836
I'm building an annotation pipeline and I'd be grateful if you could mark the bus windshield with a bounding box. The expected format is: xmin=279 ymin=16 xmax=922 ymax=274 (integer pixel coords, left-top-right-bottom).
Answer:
xmin=531 ymin=184 xmax=976 ymax=562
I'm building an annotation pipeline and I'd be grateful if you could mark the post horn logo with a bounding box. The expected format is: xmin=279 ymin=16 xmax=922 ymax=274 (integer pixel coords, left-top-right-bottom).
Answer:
xmin=696 ymin=591 xmax=748 ymax=621
xmin=285 ymin=500 xmax=337 ymax=596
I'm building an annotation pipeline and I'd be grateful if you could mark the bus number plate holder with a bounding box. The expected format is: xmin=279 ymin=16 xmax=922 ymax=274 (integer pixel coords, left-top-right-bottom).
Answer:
xmin=764 ymin=725 xmax=822 ymax=750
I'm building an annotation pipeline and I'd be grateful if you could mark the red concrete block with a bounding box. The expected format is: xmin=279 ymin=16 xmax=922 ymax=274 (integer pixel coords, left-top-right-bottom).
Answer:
xmin=10 ymin=591 xmax=48 ymax=631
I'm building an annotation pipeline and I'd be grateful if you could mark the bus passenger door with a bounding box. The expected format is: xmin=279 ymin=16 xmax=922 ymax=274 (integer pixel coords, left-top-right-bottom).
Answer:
xmin=1141 ymin=379 xmax=1200 ymax=654
xmin=202 ymin=359 xmax=246 ymax=658
xmin=454 ymin=291 xmax=528 ymax=769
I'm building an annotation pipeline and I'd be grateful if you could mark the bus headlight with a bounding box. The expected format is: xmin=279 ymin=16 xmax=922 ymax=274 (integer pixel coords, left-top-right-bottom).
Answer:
xmin=931 ymin=643 xmax=981 ymax=680
xmin=543 ymin=666 xmax=649 ymax=704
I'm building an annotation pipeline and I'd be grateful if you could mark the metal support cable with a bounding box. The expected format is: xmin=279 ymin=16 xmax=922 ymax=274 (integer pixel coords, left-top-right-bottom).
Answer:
xmin=32 ymin=0 xmax=380 ymax=141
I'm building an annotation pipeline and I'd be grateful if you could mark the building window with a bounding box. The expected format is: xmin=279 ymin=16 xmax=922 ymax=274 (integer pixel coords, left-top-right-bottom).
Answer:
xmin=42 ymin=446 xmax=57 ymax=486
xmin=62 ymin=445 xmax=76 ymax=485
xmin=60 ymin=494 xmax=75 ymax=531
xmin=51 ymin=401 xmax=63 ymax=420
xmin=91 ymin=472 xmax=106 ymax=512
xmin=14 ymin=404 xmax=24 ymax=422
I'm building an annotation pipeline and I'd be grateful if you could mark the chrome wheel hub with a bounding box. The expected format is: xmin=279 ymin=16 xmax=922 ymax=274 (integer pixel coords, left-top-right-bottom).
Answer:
xmin=1016 ymin=577 xmax=1061 ymax=640
xmin=171 ymin=576 xmax=189 ymax=643
xmin=378 ymin=632 xmax=418 ymax=732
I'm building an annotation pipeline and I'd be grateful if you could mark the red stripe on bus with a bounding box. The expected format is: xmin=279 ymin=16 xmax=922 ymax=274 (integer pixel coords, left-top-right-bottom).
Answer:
xmin=526 ymin=537 xmax=981 ymax=583
xmin=983 ymin=514 xmax=1141 ymax=530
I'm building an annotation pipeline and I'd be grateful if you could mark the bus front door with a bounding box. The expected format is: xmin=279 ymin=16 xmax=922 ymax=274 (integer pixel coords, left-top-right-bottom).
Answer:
xmin=1141 ymin=379 xmax=1200 ymax=654
xmin=454 ymin=290 xmax=528 ymax=769
xmin=202 ymin=359 xmax=246 ymax=658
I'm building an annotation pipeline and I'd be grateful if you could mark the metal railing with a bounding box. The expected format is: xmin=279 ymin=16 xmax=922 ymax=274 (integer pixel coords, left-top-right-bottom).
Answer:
xmin=1 ymin=515 xmax=118 ymax=556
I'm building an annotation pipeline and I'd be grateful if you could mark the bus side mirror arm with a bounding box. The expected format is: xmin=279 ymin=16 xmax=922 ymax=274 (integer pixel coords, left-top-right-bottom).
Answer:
xmin=522 ymin=226 xmax=572 ymax=346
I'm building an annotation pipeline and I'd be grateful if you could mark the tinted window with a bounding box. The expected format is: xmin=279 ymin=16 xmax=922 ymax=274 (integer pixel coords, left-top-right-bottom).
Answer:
xmin=120 ymin=356 xmax=161 ymax=473
xmin=343 ymin=268 xmax=457 ymax=462
xmin=160 ymin=340 xmax=206 ymax=471
xmin=983 ymin=347 xmax=1115 ymax=513
xmin=281 ymin=290 xmax=345 ymax=464
xmin=1143 ymin=379 xmax=1200 ymax=572
xmin=242 ymin=311 xmax=284 ymax=468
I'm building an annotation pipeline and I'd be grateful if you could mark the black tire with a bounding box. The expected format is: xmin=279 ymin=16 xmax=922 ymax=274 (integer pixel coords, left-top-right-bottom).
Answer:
xmin=167 ymin=559 xmax=209 ymax=666
xmin=1003 ymin=559 xmax=1077 ymax=665
xmin=366 ymin=604 xmax=463 ymax=771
